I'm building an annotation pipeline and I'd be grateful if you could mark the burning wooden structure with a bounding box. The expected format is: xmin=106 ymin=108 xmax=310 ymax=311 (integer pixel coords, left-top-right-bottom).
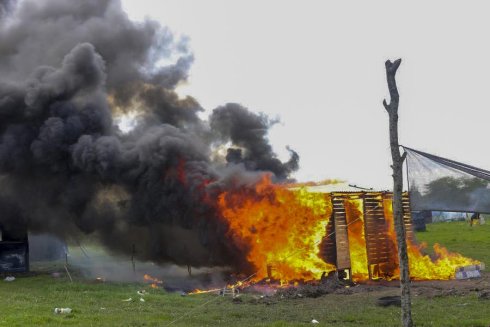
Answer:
xmin=320 ymin=191 xmax=413 ymax=281
xmin=219 ymin=177 xmax=479 ymax=284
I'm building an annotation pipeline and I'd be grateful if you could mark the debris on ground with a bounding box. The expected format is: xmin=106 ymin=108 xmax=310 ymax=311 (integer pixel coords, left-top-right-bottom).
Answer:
xmin=54 ymin=308 xmax=72 ymax=314
xmin=478 ymin=290 xmax=490 ymax=300
xmin=455 ymin=263 xmax=485 ymax=280
xmin=122 ymin=298 xmax=132 ymax=302
xmin=137 ymin=290 xmax=147 ymax=296
xmin=275 ymin=276 xmax=341 ymax=299
xmin=311 ymin=319 xmax=319 ymax=324
xmin=139 ymin=297 xmax=145 ymax=302
xmin=4 ymin=276 xmax=15 ymax=282
xmin=377 ymin=296 xmax=401 ymax=307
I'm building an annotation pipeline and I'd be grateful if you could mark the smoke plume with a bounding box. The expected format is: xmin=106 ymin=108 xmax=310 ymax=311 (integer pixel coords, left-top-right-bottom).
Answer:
xmin=0 ymin=0 xmax=298 ymax=270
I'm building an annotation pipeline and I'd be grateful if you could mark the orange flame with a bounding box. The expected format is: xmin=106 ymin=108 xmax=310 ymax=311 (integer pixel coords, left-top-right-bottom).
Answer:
xmin=219 ymin=175 xmax=335 ymax=283
xmin=383 ymin=199 xmax=479 ymax=280
xmin=217 ymin=176 xmax=479 ymax=284
xmin=344 ymin=198 xmax=369 ymax=281
xmin=143 ymin=274 xmax=163 ymax=288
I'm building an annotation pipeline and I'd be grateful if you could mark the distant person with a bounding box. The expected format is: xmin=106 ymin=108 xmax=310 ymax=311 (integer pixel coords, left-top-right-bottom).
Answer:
xmin=470 ymin=212 xmax=480 ymax=226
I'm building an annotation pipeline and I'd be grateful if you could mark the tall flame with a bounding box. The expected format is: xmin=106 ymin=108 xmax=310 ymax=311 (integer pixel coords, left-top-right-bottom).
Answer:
xmin=218 ymin=175 xmax=336 ymax=283
xmin=218 ymin=177 xmax=479 ymax=283
xmin=344 ymin=198 xmax=369 ymax=281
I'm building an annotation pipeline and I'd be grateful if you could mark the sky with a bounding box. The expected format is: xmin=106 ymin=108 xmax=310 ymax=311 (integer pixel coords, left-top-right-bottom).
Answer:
xmin=121 ymin=0 xmax=490 ymax=189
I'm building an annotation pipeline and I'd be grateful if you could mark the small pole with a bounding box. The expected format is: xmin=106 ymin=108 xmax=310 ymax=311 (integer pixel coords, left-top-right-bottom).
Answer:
xmin=64 ymin=264 xmax=73 ymax=283
xmin=63 ymin=249 xmax=72 ymax=283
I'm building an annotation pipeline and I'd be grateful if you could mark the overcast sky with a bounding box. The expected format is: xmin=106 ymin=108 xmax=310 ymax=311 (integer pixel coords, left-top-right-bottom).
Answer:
xmin=121 ymin=0 xmax=490 ymax=189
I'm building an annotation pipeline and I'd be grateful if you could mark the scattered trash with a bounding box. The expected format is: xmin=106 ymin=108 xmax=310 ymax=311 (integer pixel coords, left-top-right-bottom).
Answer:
xmin=455 ymin=270 xmax=481 ymax=280
xmin=137 ymin=290 xmax=147 ymax=296
xmin=54 ymin=308 xmax=72 ymax=314
xmin=455 ymin=263 xmax=485 ymax=280
xmin=122 ymin=298 xmax=132 ymax=302
xmin=100 ymin=307 xmax=106 ymax=310
xmin=311 ymin=319 xmax=319 ymax=324
xmin=95 ymin=277 xmax=105 ymax=283
xmin=4 ymin=276 xmax=15 ymax=282
xmin=139 ymin=298 xmax=145 ymax=302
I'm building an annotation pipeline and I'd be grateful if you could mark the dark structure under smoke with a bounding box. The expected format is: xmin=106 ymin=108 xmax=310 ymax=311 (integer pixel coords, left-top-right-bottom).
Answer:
xmin=0 ymin=224 xmax=28 ymax=272
xmin=0 ymin=0 xmax=298 ymax=271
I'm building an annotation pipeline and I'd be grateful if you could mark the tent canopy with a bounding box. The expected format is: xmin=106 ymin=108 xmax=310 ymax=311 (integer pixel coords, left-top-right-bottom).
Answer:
xmin=404 ymin=147 xmax=490 ymax=214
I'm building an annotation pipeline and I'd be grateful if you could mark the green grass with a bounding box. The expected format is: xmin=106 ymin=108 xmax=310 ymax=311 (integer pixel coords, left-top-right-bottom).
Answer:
xmin=2 ymin=274 xmax=490 ymax=327
xmin=0 ymin=221 xmax=490 ymax=326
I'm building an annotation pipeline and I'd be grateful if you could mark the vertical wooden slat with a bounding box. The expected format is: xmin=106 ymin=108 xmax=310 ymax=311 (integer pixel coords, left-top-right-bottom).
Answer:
xmin=331 ymin=194 xmax=351 ymax=270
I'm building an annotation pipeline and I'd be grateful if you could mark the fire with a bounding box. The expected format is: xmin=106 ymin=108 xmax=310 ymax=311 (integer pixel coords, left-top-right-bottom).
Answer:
xmin=188 ymin=280 xmax=251 ymax=296
xmin=143 ymin=274 xmax=163 ymax=289
xmin=218 ymin=175 xmax=336 ymax=283
xmin=344 ymin=198 xmax=369 ymax=281
xmin=217 ymin=176 xmax=479 ymax=284
xmin=188 ymin=288 xmax=221 ymax=295
xmin=383 ymin=199 xmax=479 ymax=280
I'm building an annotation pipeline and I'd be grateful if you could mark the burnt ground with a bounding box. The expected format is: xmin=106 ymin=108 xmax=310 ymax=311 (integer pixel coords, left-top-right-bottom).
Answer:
xmin=239 ymin=271 xmax=490 ymax=304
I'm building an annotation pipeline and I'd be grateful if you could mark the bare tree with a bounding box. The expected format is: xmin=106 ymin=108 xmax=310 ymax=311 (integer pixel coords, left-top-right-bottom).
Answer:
xmin=383 ymin=59 xmax=413 ymax=327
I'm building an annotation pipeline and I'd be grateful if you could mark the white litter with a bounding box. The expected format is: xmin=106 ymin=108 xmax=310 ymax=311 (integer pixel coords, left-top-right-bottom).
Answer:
xmin=122 ymin=298 xmax=133 ymax=302
xmin=54 ymin=308 xmax=72 ymax=314
xmin=140 ymin=298 xmax=145 ymax=302
xmin=137 ymin=290 xmax=147 ymax=296
xmin=455 ymin=263 xmax=485 ymax=280
xmin=4 ymin=276 xmax=15 ymax=282
xmin=311 ymin=319 xmax=319 ymax=324
xmin=455 ymin=270 xmax=481 ymax=279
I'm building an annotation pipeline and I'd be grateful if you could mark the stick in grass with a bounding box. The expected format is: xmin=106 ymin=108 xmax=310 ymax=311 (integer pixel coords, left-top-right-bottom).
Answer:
xmin=64 ymin=265 xmax=73 ymax=283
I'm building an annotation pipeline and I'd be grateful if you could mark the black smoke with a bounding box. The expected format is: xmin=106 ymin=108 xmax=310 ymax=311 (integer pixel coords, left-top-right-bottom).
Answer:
xmin=0 ymin=0 xmax=298 ymax=269
xmin=210 ymin=103 xmax=299 ymax=181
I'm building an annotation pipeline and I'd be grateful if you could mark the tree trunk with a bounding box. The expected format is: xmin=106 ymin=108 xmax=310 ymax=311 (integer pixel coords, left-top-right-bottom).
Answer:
xmin=383 ymin=59 xmax=413 ymax=327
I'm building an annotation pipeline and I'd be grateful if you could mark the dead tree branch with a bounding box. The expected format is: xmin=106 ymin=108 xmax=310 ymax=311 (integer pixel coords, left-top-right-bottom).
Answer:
xmin=383 ymin=58 xmax=413 ymax=327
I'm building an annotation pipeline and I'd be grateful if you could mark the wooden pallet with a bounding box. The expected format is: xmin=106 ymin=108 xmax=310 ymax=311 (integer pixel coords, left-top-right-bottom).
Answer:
xmin=325 ymin=192 xmax=413 ymax=280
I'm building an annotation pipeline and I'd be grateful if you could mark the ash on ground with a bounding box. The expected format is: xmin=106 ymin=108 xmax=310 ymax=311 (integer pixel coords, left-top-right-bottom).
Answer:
xmin=274 ymin=275 xmax=347 ymax=299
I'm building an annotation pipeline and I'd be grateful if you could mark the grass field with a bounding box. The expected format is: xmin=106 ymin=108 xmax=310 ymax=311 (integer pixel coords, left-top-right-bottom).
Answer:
xmin=1 ymin=221 xmax=490 ymax=326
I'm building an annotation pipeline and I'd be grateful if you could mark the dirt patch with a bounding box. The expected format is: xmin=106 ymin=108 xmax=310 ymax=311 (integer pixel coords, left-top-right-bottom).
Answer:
xmin=242 ymin=272 xmax=490 ymax=302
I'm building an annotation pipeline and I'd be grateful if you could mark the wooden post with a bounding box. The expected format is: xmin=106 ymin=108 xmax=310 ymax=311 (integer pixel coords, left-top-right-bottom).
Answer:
xmin=383 ymin=58 xmax=413 ymax=327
